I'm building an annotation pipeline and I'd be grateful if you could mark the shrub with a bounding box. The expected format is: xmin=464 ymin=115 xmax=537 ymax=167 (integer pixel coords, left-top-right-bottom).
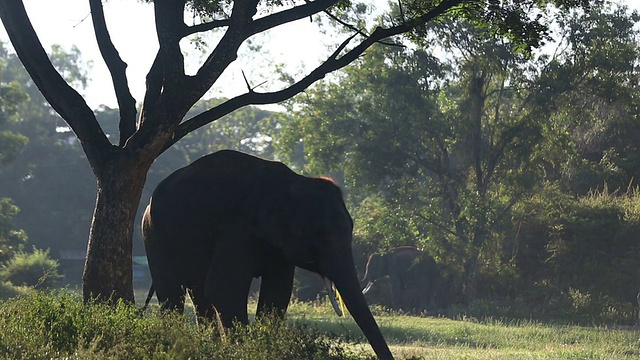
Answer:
xmin=0 ymin=290 xmax=369 ymax=360
xmin=512 ymin=185 xmax=640 ymax=323
xmin=0 ymin=280 xmax=29 ymax=300
xmin=0 ymin=248 xmax=62 ymax=288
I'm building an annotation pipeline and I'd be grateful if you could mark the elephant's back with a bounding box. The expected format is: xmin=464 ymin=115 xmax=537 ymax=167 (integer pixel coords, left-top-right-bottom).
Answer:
xmin=157 ymin=150 xmax=290 ymax=192
xmin=147 ymin=150 xmax=294 ymax=235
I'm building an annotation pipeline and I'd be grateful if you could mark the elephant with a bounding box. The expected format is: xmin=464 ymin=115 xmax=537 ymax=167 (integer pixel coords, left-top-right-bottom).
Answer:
xmin=142 ymin=150 xmax=394 ymax=360
xmin=361 ymin=246 xmax=438 ymax=312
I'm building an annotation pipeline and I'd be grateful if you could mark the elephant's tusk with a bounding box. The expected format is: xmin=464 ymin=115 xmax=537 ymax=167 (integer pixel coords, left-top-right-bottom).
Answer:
xmin=362 ymin=281 xmax=373 ymax=295
xmin=324 ymin=277 xmax=344 ymax=317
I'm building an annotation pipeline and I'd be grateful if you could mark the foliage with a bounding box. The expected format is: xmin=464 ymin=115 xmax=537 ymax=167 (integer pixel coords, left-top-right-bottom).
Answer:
xmin=0 ymin=42 xmax=28 ymax=168
xmin=0 ymin=43 xmax=96 ymax=261
xmin=0 ymin=42 xmax=29 ymax=266
xmin=275 ymin=3 xmax=640 ymax=309
xmin=0 ymin=291 xmax=636 ymax=360
xmin=277 ymin=26 xmax=545 ymax=303
xmin=0 ymin=280 xmax=28 ymax=300
xmin=0 ymin=248 xmax=62 ymax=288
xmin=0 ymin=44 xmax=277 ymax=260
xmin=533 ymin=4 xmax=640 ymax=194
xmin=0 ymin=291 xmax=368 ymax=360
xmin=0 ymin=0 xmax=603 ymax=301
xmin=0 ymin=197 xmax=27 ymax=264
xmin=513 ymin=185 xmax=640 ymax=319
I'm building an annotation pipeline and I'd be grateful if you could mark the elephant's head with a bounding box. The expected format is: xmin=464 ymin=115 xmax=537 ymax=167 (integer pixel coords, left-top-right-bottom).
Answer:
xmin=255 ymin=176 xmax=394 ymax=360
xmin=362 ymin=252 xmax=386 ymax=295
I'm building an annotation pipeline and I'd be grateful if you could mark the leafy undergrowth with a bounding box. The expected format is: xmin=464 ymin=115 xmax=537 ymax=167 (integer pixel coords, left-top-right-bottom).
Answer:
xmin=1 ymin=290 xmax=639 ymax=359
xmin=0 ymin=291 xmax=370 ymax=360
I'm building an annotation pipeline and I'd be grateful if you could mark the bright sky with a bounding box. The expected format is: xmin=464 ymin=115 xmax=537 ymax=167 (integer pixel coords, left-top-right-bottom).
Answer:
xmin=0 ymin=1 xmax=638 ymax=109
xmin=0 ymin=0 xmax=355 ymax=109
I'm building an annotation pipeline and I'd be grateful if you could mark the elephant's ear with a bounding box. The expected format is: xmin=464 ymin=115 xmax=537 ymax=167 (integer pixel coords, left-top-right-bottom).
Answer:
xmin=255 ymin=195 xmax=288 ymax=248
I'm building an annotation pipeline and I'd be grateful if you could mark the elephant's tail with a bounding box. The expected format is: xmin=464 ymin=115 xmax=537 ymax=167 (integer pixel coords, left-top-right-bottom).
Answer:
xmin=140 ymin=284 xmax=155 ymax=312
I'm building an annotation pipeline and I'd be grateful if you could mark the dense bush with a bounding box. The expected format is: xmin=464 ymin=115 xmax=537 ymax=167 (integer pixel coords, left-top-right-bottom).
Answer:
xmin=0 ymin=280 xmax=28 ymax=300
xmin=505 ymin=186 xmax=640 ymax=324
xmin=0 ymin=291 xmax=369 ymax=360
xmin=0 ymin=248 xmax=62 ymax=288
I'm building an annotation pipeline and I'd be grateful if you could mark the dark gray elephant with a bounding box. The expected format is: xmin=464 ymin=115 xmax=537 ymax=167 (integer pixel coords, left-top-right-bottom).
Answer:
xmin=362 ymin=246 xmax=438 ymax=312
xmin=142 ymin=150 xmax=393 ymax=360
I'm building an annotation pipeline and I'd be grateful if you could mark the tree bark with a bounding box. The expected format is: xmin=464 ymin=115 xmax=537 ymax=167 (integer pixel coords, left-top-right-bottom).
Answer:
xmin=82 ymin=154 xmax=151 ymax=303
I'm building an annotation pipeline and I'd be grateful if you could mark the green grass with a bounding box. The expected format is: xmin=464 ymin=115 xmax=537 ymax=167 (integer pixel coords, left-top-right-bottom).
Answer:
xmin=285 ymin=300 xmax=640 ymax=359
xmin=0 ymin=289 xmax=637 ymax=359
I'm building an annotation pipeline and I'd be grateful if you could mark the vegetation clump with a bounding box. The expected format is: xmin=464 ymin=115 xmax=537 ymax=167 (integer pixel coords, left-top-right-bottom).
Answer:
xmin=0 ymin=291 xmax=368 ymax=360
xmin=0 ymin=248 xmax=62 ymax=289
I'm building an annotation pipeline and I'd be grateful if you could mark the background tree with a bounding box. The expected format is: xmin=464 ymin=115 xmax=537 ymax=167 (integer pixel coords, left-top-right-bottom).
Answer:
xmin=0 ymin=0 xmax=600 ymax=302
xmin=0 ymin=42 xmax=28 ymax=264
xmin=277 ymin=33 xmax=542 ymax=303
xmin=0 ymin=42 xmax=277 ymax=283
xmin=0 ymin=44 xmax=97 ymax=261
xmin=533 ymin=4 xmax=640 ymax=194
xmin=275 ymin=2 xmax=638 ymax=306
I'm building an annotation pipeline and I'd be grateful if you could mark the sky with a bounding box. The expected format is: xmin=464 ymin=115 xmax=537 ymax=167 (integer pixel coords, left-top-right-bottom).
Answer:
xmin=0 ymin=0 xmax=638 ymax=110
xmin=0 ymin=0 xmax=351 ymax=109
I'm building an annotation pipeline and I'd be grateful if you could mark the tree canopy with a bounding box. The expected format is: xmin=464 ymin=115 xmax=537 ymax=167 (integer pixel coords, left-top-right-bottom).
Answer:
xmin=275 ymin=1 xmax=640 ymax=304
xmin=0 ymin=0 xmax=606 ymax=302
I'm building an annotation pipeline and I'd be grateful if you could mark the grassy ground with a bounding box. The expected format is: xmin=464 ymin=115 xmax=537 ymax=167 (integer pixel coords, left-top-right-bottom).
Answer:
xmin=284 ymin=301 xmax=640 ymax=359
xmin=1 ymin=288 xmax=632 ymax=359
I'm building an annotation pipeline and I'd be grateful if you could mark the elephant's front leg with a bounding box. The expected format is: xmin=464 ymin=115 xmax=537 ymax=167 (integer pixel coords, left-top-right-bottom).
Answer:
xmin=389 ymin=277 xmax=403 ymax=310
xmin=256 ymin=251 xmax=295 ymax=320
xmin=204 ymin=242 xmax=255 ymax=326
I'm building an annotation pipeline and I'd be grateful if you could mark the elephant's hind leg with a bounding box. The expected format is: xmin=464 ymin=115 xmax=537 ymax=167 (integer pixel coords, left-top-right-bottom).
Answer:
xmin=147 ymin=252 xmax=186 ymax=313
xmin=189 ymin=287 xmax=215 ymax=324
xmin=154 ymin=277 xmax=186 ymax=314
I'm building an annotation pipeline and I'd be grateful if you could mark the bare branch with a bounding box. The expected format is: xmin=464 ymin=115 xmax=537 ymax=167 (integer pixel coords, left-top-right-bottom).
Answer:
xmin=250 ymin=0 xmax=340 ymax=36
xmin=184 ymin=19 xmax=232 ymax=36
xmin=89 ymin=0 xmax=137 ymax=146
xmin=170 ymin=0 xmax=465 ymax=148
xmin=241 ymin=70 xmax=268 ymax=92
xmin=0 ymin=0 xmax=113 ymax=166
xmin=242 ymin=70 xmax=252 ymax=92
xmin=320 ymin=6 xmax=401 ymax=48
xmin=182 ymin=1 xmax=261 ymax=104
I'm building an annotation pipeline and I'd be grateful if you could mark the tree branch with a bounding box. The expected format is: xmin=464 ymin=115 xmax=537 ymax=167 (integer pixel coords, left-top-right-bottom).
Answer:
xmin=154 ymin=0 xmax=188 ymax=93
xmin=170 ymin=0 xmax=465 ymax=149
xmin=249 ymin=0 xmax=339 ymax=36
xmin=0 ymin=0 xmax=113 ymax=166
xmin=320 ymin=3 xmax=400 ymax=48
xmin=184 ymin=18 xmax=232 ymax=36
xmin=89 ymin=0 xmax=137 ymax=146
xmin=183 ymin=0 xmax=260 ymax=104
xmin=140 ymin=53 xmax=164 ymax=118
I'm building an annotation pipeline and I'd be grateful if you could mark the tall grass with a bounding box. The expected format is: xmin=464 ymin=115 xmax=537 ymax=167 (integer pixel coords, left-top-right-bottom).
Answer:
xmin=0 ymin=291 xmax=369 ymax=360
xmin=1 ymin=291 xmax=638 ymax=359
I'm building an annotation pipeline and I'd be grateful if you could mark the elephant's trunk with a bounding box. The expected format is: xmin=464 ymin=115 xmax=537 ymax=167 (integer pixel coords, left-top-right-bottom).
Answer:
xmin=324 ymin=252 xmax=394 ymax=360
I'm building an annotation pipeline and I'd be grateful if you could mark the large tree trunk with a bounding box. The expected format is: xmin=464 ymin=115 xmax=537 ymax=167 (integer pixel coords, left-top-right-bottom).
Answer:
xmin=82 ymin=155 xmax=151 ymax=303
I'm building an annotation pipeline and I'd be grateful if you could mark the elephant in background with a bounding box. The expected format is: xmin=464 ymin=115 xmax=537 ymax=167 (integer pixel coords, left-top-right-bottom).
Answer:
xmin=142 ymin=150 xmax=393 ymax=360
xmin=362 ymin=246 xmax=438 ymax=312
